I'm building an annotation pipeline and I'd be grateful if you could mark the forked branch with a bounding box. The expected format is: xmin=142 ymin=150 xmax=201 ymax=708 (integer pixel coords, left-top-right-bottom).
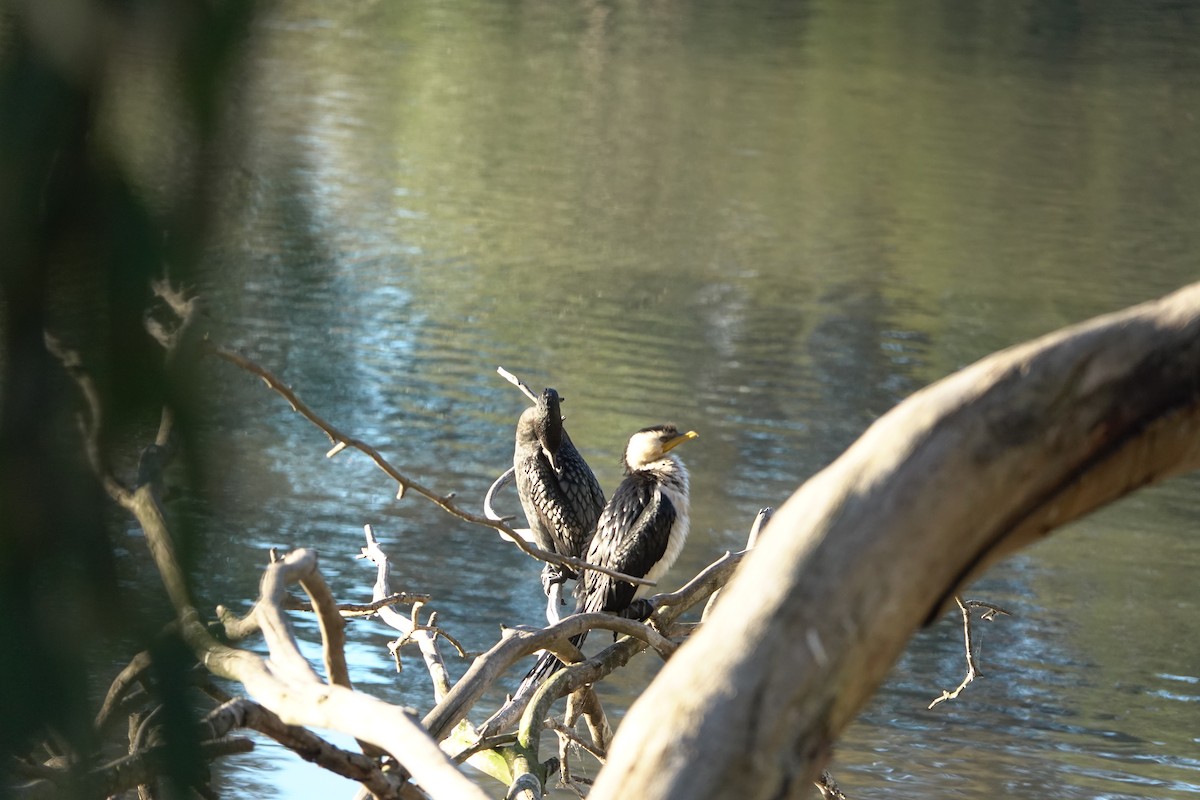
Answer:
xmin=928 ymin=597 xmax=1013 ymax=709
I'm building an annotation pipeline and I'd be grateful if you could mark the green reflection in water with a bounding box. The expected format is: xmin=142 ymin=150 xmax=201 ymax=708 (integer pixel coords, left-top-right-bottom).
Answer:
xmin=175 ymin=1 xmax=1200 ymax=797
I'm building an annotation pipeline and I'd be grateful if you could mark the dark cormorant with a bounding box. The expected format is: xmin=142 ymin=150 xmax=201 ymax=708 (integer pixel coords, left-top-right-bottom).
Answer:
xmin=513 ymin=387 xmax=606 ymax=595
xmin=523 ymin=423 xmax=697 ymax=685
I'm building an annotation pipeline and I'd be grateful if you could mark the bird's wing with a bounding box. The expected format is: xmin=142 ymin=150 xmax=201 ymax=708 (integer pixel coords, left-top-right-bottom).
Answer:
xmin=556 ymin=435 xmax=607 ymax=551
xmin=583 ymin=473 xmax=675 ymax=614
xmin=514 ymin=452 xmax=565 ymax=554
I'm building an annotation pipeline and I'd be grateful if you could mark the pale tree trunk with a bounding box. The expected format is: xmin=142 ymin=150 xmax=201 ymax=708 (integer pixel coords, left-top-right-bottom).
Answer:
xmin=590 ymin=282 xmax=1200 ymax=800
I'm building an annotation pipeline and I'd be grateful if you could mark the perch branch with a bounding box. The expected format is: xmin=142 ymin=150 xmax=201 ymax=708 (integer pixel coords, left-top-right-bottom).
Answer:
xmin=475 ymin=546 xmax=745 ymax=789
xmin=424 ymin=556 xmax=721 ymax=746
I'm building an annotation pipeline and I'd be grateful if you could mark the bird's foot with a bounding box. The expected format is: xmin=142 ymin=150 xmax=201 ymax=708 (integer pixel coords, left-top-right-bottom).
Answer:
xmin=622 ymin=598 xmax=655 ymax=622
xmin=540 ymin=564 xmax=571 ymax=596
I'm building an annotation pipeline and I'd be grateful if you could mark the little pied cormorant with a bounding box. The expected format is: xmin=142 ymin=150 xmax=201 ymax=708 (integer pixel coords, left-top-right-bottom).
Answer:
xmin=513 ymin=387 xmax=606 ymax=595
xmin=523 ymin=423 xmax=697 ymax=685
xmin=578 ymin=424 xmax=697 ymax=617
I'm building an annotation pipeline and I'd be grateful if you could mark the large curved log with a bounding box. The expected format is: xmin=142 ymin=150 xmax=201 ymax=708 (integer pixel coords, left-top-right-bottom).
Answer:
xmin=591 ymin=282 xmax=1200 ymax=800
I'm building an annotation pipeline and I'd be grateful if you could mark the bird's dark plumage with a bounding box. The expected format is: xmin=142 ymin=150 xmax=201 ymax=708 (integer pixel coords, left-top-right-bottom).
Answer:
xmin=522 ymin=423 xmax=696 ymax=688
xmin=578 ymin=424 xmax=694 ymax=615
xmin=514 ymin=388 xmax=606 ymax=593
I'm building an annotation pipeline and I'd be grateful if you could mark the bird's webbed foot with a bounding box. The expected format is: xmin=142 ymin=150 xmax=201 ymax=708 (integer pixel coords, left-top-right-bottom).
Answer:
xmin=540 ymin=564 xmax=575 ymax=597
xmin=621 ymin=598 xmax=655 ymax=622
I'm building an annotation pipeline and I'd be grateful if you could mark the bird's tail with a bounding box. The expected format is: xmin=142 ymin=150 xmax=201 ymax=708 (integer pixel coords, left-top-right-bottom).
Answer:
xmin=517 ymin=631 xmax=587 ymax=696
xmin=478 ymin=630 xmax=591 ymax=737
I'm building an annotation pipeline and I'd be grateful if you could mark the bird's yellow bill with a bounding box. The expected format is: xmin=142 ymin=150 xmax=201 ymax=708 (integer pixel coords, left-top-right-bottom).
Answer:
xmin=662 ymin=430 xmax=699 ymax=453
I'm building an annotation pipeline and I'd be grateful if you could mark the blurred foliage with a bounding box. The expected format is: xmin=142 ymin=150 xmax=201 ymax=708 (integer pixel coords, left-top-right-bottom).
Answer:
xmin=0 ymin=1 xmax=257 ymax=796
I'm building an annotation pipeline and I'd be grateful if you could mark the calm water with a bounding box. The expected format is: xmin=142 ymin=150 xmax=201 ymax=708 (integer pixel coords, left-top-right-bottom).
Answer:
xmin=117 ymin=1 xmax=1200 ymax=797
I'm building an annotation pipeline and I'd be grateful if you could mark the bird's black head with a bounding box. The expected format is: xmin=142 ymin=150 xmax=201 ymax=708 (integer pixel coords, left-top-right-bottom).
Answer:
xmin=535 ymin=387 xmax=564 ymax=455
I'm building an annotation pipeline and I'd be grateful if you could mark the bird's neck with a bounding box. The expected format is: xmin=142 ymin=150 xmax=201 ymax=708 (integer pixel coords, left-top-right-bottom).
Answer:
xmin=632 ymin=454 xmax=688 ymax=487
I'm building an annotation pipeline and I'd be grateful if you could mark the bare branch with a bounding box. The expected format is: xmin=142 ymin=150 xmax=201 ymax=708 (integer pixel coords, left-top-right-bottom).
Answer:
xmin=52 ymin=340 xmax=489 ymax=799
xmin=550 ymin=712 xmax=606 ymax=796
xmin=816 ymin=771 xmax=849 ymax=799
xmin=297 ymin=561 xmax=352 ymax=688
xmin=150 ymin=279 xmax=197 ymax=322
xmin=285 ymin=591 xmax=432 ymax=617
xmin=450 ymin=733 xmax=518 ymax=765
xmin=360 ymin=526 xmax=459 ymax=702
xmin=11 ymin=737 xmax=255 ymax=800
xmin=203 ymin=698 xmax=399 ymax=798
xmin=469 ymin=551 xmax=745 ymax=746
xmin=425 ymin=582 xmax=704 ymax=747
xmin=929 ymin=597 xmax=1013 ymax=709
xmin=95 ymin=649 xmax=155 ymax=734
xmin=211 ymin=345 xmax=653 ymax=588
xmin=252 ymin=550 xmax=326 ymax=684
xmin=553 ymin=688 xmax=611 ymax=772
xmin=505 ymin=772 xmax=543 ymax=800
xmin=43 ymin=334 xmax=130 ymax=504
xmin=704 ymin=507 xmax=772 ymax=621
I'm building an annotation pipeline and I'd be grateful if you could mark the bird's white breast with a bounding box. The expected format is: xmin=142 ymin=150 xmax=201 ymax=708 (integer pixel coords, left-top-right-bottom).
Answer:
xmin=635 ymin=456 xmax=691 ymax=599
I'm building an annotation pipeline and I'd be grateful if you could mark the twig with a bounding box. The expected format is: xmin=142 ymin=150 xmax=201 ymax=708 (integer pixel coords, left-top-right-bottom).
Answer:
xmin=703 ymin=507 xmax=771 ymax=621
xmin=483 ymin=467 xmax=528 ymax=536
xmin=547 ymin=716 xmax=607 ymax=765
xmin=216 ymin=588 xmax=429 ymax=642
xmin=496 ymin=366 xmax=540 ymax=404
xmin=284 ymin=591 xmax=432 ymax=617
xmin=425 ymin=602 xmax=687 ymax=745
xmin=450 ymin=733 xmax=518 ymax=765
xmin=928 ymin=596 xmax=1012 ymax=709
xmin=386 ymin=603 xmax=471 ymax=676
xmin=484 ymin=469 xmax=625 ymax=626
xmin=360 ymin=526 xmax=461 ymax=702
xmin=815 ymin=770 xmax=848 ymax=799
xmin=476 ymin=549 xmax=745 ymax=748
xmin=556 ymin=690 xmax=609 ymax=796
xmin=966 ymin=599 xmax=1012 ymax=621
xmin=94 ymin=649 xmax=156 ymax=734
xmin=566 ymin=685 xmax=611 ymax=754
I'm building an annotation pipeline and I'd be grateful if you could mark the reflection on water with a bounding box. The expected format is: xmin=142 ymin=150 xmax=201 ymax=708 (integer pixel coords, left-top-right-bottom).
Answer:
xmin=152 ymin=0 xmax=1200 ymax=796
